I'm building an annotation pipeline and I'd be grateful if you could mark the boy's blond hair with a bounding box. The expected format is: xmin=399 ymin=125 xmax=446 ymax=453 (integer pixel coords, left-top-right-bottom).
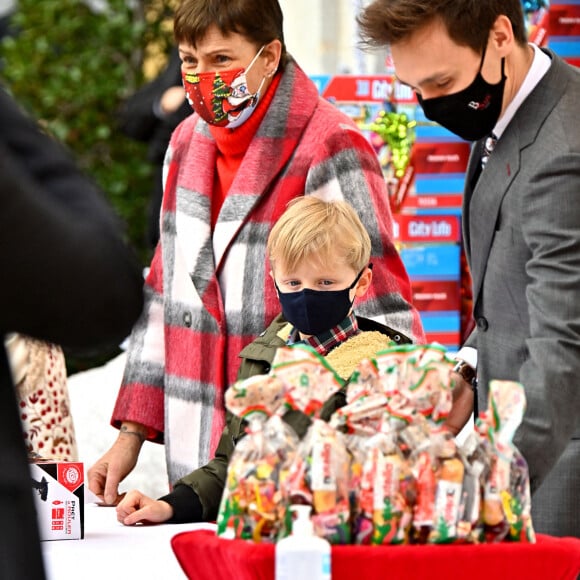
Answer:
xmin=267 ymin=196 xmax=371 ymax=273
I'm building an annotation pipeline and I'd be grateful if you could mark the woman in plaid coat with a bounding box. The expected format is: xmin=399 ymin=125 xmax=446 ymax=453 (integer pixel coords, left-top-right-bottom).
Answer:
xmin=88 ymin=0 xmax=425 ymax=504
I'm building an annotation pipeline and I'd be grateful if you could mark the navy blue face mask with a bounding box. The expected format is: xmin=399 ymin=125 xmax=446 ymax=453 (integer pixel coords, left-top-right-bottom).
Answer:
xmin=275 ymin=268 xmax=366 ymax=336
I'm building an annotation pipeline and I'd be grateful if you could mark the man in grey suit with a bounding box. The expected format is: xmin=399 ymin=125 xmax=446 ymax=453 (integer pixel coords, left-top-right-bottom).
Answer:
xmin=358 ymin=0 xmax=580 ymax=536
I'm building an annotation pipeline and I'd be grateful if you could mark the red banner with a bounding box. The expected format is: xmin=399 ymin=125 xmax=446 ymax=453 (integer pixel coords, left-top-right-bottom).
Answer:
xmin=399 ymin=195 xmax=464 ymax=212
xmin=412 ymin=142 xmax=471 ymax=174
xmin=549 ymin=5 xmax=580 ymax=36
xmin=320 ymin=76 xmax=416 ymax=104
xmin=411 ymin=280 xmax=462 ymax=312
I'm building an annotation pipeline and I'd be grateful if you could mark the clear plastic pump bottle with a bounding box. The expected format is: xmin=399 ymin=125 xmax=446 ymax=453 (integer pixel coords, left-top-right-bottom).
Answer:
xmin=275 ymin=505 xmax=331 ymax=580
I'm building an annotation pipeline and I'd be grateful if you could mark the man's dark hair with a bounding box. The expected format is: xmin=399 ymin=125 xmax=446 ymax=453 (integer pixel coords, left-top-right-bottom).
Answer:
xmin=358 ymin=0 xmax=527 ymax=52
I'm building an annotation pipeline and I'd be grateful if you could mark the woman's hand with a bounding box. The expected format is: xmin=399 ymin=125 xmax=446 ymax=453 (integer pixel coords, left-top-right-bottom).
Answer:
xmin=116 ymin=490 xmax=173 ymax=526
xmin=87 ymin=421 xmax=146 ymax=505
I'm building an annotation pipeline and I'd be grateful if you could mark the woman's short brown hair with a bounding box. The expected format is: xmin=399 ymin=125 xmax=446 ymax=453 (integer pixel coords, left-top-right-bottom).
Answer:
xmin=358 ymin=0 xmax=527 ymax=53
xmin=174 ymin=0 xmax=288 ymax=68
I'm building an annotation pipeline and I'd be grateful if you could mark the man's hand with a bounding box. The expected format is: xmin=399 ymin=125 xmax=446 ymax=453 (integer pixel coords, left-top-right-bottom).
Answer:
xmin=116 ymin=490 xmax=173 ymax=526
xmin=446 ymin=371 xmax=475 ymax=436
xmin=87 ymin=422 xmax=146 ymax=505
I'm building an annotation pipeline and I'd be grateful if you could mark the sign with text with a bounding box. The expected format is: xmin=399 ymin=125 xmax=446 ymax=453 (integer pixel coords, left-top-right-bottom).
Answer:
xmin=393 ymin=215 xmax=461 ymax=243
xmin=311 ymin=75 xmax=416 ymax=104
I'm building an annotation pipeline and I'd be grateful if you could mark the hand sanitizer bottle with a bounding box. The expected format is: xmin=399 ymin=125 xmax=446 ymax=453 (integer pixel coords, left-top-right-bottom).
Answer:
xmin=275 ymin=505 xmax=331 ymax=580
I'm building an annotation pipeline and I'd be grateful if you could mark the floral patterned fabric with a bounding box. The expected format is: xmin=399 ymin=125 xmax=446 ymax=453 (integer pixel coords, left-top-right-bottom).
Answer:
xmin=5 ymin=334 xmax=78 ymax=461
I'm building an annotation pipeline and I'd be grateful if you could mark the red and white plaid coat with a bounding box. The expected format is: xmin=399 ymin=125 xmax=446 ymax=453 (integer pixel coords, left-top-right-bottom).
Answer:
xmin=112 ymin=59 xmax=425 ymax=484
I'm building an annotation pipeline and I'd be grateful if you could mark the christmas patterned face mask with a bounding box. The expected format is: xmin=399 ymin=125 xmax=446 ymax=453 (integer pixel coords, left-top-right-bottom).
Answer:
xmin=182 ymin=46 xmax=266 ymax=129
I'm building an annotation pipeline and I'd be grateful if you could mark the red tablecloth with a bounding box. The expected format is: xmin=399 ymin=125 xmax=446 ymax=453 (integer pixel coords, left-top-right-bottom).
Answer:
xmin=171 ymin=530 xmax=580 ymax=580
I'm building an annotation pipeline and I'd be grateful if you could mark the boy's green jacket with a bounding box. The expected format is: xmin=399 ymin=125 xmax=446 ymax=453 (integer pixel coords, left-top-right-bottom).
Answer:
xmin=167 ymin=314 xmax=411 ymax=521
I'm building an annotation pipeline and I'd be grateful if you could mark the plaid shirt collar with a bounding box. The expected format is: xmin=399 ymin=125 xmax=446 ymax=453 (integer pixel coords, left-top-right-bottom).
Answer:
xmin=287 ymin=312 xmax=359 ymax=356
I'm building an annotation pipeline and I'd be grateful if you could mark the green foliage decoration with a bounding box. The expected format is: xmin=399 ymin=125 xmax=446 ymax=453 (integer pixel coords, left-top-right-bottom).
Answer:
xmin=0 ymin=0 xmax=176 ymax=266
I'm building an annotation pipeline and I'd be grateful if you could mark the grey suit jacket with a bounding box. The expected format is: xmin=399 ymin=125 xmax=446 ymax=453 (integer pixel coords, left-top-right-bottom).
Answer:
xmin=462 ymin=49 xmax=580 ymax=536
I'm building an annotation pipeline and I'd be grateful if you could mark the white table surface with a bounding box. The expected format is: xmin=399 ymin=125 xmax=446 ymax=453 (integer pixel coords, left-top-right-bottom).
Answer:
xmin=42 ymin=503 xmax=217 ymax=580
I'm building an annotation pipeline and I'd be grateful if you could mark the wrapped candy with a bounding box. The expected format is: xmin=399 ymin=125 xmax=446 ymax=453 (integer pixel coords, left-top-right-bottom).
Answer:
xmin=272 ymin=345 xmax=344 ymax=417
xmin=356 ymin=428 xmax=415 ymax=545
xmin=293 ymin=420 xmax=352 ymax=545
xmin=216 ymin=374 xmax=298 ymax=542
xmin=277 ymin=346 xmax=351 ymax=544
xmin=411 ymin=445 xmax=437 ymax=544
xmin=333 ymin=344 xmax=454 ymax=439
xmin=333 ymin=389 xmax=414 ymax=546
xmin=374 ymin=347 xmax=467 ymax=544
xmin=457 ymin=431 xmax=489 ymax=543
xmin=334 ymin=344 xmax=457 ymax=545
xmin=225 ymin=374 xmax=285 ymax=420
xmin=355 ymin=345 xmax=458 ymax=544
xmin=219 ymin=344 xmax=536 ymax=548
xmin=343 ymin=357 xmax=382 ymax=403
xmin=374 ymin=344 xmax=454 ymax=416
xmin=378 ymin=345 xmax=454 ymax=439
xmin=476 ymin=380 xmax=535 ymax=543
xmin=330 ymin=392 xmax=388 ymax=437
xmin=426 ymin=433 xmax=467 ymax=544
xmin=331 ymin=359 xmax=394 ymax=544
xmin=330 ymin=358 xmax=387 ymax=437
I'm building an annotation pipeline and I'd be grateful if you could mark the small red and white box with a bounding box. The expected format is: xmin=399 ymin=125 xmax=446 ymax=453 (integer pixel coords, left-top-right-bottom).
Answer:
xmin=30 ymin=460 xmax=84 ymax=541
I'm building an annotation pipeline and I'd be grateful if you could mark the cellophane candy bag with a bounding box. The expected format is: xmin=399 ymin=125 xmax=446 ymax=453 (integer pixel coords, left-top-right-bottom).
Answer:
xmin=476 ymin=380 xmax=535 ymax=543
xmin=373 ymin=343 xmax=453 ymax=407
xmin=424 ymin=432 xmax=467 ymax=544
xmin=457 ymin=431 xmax=489 ymax=543
xmin=331 ymin=357 xmax=387 ymax=438
xmin=275 ymin=345 xmax=352 ymax=544
xmin=356 ymin=423 xmax=416 ymax=545
xmin=342 ymin=344 xmax=457 ymax=545
xmin=286 ymin=419 xmax=352 ymax=544
xmin=216 ymin=374 xmax=299 ymax=542
xmin=272 ymin=344 xmax=344 ymax=417
xmin=371 ymin=344 xmax=461 ymax=544
xmin=329 ymin=358 xmax=387 ymax=543
xmin=332 ymin=356 xmax=410 ymax=545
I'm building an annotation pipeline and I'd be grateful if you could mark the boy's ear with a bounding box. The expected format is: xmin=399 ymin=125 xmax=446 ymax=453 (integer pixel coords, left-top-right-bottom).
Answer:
xmin=269 ymin=269 xmax=278 ymax=294
xmin=354 ymin=266 xmax=373 ymax=298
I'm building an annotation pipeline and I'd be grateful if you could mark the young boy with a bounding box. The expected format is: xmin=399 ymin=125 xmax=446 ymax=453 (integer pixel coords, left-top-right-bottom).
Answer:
xmin=116 ymin=196 xmax=411 ymax=525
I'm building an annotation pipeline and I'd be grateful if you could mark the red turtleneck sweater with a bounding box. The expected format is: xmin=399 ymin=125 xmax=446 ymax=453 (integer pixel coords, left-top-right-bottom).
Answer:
xmin=208 ymin=73 xmax=282 ymax=228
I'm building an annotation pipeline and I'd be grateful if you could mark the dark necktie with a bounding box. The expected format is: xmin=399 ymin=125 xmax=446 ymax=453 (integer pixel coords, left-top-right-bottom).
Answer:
xmin=470 ymin=132 xmax=498 ymax=189
xmin=481 ymin=133 xmax=498 ymax=169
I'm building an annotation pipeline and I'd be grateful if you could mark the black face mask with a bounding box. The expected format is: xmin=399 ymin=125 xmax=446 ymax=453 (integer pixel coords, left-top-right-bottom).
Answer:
xmin=416 ymin=47 xmax=506 ymax=141
xmin=276 ymin=268 xmax=366 ymax=336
